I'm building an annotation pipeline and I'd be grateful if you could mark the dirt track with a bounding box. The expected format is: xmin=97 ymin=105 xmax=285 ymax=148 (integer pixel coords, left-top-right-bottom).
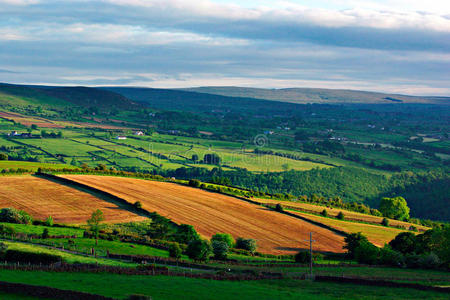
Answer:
xmin=62 ymin=175 xmax=346 ymax=254
xmin=0 ymin=176 xmax=145 ymax=224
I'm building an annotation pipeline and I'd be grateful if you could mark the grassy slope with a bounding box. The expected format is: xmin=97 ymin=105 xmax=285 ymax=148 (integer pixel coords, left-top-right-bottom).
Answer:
xmin=0 ymin=270 xmax=447 ymax=300
xmin=0 ymin=161 xmax=75 ymax=171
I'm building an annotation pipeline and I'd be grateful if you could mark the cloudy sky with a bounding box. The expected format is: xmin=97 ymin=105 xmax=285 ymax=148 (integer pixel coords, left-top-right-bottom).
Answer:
xmin=0 ymin=0 xmax=449 ymax=95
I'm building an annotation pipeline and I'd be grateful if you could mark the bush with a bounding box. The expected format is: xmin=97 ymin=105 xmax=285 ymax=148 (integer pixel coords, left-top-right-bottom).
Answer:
xmin=418 ymin=252 xmax=441 ymax=269
xmin=168 ymin=242 xmax=182 ymax=260
xmin=235 ymin=237 xmax=257 ymax=254
xmin=45 ymin=216 xmax=54 ymax=227
xmin=4 ymin=250 xmax=61 ymax=265
xmin=275 ymin=203 xmax=284 ymax=212
xmin=381 ymin=218 xmax=389 ymax=226
xmin=212 ymin=240 xmax=229 ymax=260
xmin=175 ymin=224 xmax=199 ymax=244
xmin=294 ymin=250 xmax=311 ymax=263
xmin=336 ymin=211 xmax=345 ymax=220
xmin=0 ymin=208 xmax=33 ymax=224
xmin=0 ymin=153 xmax=8 ymax=161
xmin=320 ymin=209 xmax=328 ymax=217
xmin=389 ymin=232 xmax=416 ymax=254
xmin=379 ymin=244 xmax=404 ymax=267
xmin=133 ymin=201 xmax=143 ymax=209
xmin=186 ymin=239 xmax=212 ymax=261
xmin=188 ymin=179 xmax=201 ymax=188
xmin=344 ymin=232 xmax=369 ymax=259
xmin=42 ymin=228 xmax=50 ymax=239
xmin=354 ymin=241 xmax=380 ymax=265
xmin=211 ymin=233 xmax=235 ymax=248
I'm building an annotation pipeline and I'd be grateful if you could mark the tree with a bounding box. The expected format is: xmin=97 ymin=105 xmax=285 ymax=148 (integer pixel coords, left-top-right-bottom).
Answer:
xmin=211 ymin=233 xmax=235 ymax=248
xmin=275 ymin=203 xmax=284 ymax=212
xmin=87 ymin=209 xmax=105 ymax=245
xmin=379 ymin=244 xmax=404 ymax=267
xmin=344 ymin=232 xmax=369 ymax=259
xmin=41 ymin=228 xmax=50 ymax=239
xmin=203 ymin=153 xmax=221 ymax=165
xmin=133 ymin=201 xmax=142 ymax=209
xmin=320 ymin=209 xmax=328 ymax=217
xmin=168 ymin=242 xmax=182 ymax=260
xmin=235 ymin=237 xmax=257 ymax=254
xmin=354 ymin=241 xmax=380 ymax=264
xmin=188 ymin=179 xmax=201 ymax=188
xmin=381 ymin=217 xmax=389 ymax=226
xmin=379 ymin=197 xmax=410 ymax=221
xmin=175 ymin=224 xmax=199 ymax=244
xmin=389 ymin=232 xmax=416 ymax=254
xmin=191 ymin=154 xmax=199 ymax=163
xmin=337 ymin=211 xmax=345 ymax=220
xmin=0 ymin=153 xmax=8 ymax=161
xmin=212 ymin=240 xmax=229 ymax=260
xmin=0 ymin=208 xmax=32 ymax=224
xmin=31 ymin=124 xmax=38 ymax=130
xmin=186 ymin=239 xmax=212 ymax=261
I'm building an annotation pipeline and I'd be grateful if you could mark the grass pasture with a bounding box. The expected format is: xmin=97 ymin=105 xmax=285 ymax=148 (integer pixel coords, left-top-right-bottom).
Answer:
xmin=0 ymin=161 xmax=75 ymax=171
xmin=60 ymin=175 xmax=346 ymax=254
xmin=0 ymin=176 xmax=145 ymax=224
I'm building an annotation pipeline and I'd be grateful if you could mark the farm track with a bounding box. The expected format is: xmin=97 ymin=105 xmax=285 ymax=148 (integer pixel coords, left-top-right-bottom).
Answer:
xmin=60 ymin=175 xmax=346 ymax=254
xmin=0 ymin=175 xmax=145 ymax=224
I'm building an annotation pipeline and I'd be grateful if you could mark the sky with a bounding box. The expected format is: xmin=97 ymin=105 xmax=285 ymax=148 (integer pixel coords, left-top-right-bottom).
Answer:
xmin=0 ymin=0 xmax=449 ymax=95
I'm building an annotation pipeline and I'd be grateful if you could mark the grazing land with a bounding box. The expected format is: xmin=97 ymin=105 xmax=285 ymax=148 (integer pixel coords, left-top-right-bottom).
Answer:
xmin=60 ymin=175 xmax=346 ymax=254
xmin=0 ymin=176 xmax=144 ymax=224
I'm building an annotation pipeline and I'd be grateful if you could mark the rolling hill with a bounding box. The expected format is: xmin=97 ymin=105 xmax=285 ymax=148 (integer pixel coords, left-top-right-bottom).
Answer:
xmin=181 ymin=86 xmax=450 ymax=105
xmin=59 ymin=175 xmax=346 ymax=254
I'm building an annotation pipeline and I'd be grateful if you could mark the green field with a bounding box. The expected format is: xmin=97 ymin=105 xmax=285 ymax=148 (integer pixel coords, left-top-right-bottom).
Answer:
xmin=0 ymin=270 xmax=447 ymax=300
xmin=0 ymin=161 xmax=75 ymax=171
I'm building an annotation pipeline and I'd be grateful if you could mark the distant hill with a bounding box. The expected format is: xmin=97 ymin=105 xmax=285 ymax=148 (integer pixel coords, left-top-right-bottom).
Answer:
xmin=180 ymin=86 xmax=450 ymax=105
xmin=0 ymin=83 xmax=142 ymax=111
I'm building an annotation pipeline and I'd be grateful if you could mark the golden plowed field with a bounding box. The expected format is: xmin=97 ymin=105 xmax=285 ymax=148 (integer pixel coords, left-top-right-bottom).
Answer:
xmin=0 ymin=176 xmax=145 ymax=224
xmin=61 ymin=175 xmax=346 ymax=254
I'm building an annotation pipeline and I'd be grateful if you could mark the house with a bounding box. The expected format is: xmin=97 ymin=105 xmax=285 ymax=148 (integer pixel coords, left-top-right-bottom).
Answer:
xmin=116 ymin=136 xmax=127 ymax=140
xmin=134 ymin=131 xmax=144 ymax=136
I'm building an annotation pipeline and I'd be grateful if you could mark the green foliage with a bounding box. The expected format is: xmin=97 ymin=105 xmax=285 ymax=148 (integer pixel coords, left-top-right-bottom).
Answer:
xmin=379 ymin=244 xmax=404 ymax=267
xmin=354 ymin=241 xmax=380 ymax=265
xmin=381 ymin=217 xmax=389 ymax=226
xmin=344 ymin=232 xmax=369 ymax=259
xmin=275 ymin=203 xmax=284 ymax=212
xmin=294 ymin=250 xmax=311 ymax=263
xmin=0 ymin=153 xmax=8 ymax=161
xmin=188 ymin=179 xmax=201 ymax=188
xmin=41 ymin=228 xmax=50 ymax=239
xmin=186 ymin=239 xmax=212 ymax=261
xmin=0 ymin=208 xmax=33 ymax=225
xmin=379 ymin=196 xmax=410 ymax=221
xmin=168 ymin=242 xmax=182 ymax=260
xmin=44 ymin=216 xmax=54 ymax=227
xmin=0 ymin=224 xmax=16 ymax=235
xmin=87 ymin=209 xmax=105 ymax=244
xmin=175 ymin=224 xmax=199 ymax=244
xmin=133 ymin=201 xmax=142 ymax=209
xmin=320 ymin=209 xmax=328 ymax=217
xmin=212 ymin=240 xmax=229 ymax=260
xmin=203 ymin=153 xmax=221 ymax=165
xmin=389 ymin=232 xmax=416 ymax=254
xmin=211 ymin=233 xmax=235 ymax=248
xmin=235 ymin=237 xmax=257 ymax=254
xmin=3 ymin=249 xmax=62 ymax=265
xmin=336 ymin=211 xmax=345 ymax=220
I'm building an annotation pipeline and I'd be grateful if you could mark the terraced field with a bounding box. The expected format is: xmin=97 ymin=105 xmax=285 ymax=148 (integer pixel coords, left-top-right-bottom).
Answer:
xmin=61 ymin=175 xmax=346 ymax=254
xmin=0 ymin=176 xmax=144 ymax=224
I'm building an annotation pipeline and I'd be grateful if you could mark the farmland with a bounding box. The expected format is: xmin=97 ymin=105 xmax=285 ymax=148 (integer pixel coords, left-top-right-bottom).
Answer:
xmin=59 ymin=175 xmax=346 ymax=254
xmin=0 ymin=176 xmax=145 ymax=224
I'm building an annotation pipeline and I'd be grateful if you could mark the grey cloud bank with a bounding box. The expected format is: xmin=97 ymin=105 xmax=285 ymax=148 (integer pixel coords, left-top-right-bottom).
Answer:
xmin=0 ymin=0 xmax=449 ymax=95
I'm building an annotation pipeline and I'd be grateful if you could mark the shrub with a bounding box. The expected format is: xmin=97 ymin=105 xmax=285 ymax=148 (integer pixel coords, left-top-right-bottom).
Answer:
xmin=0 ymin=208 xmax=33 ymax=224
xmin=211 ymin=233 xmax=235 ymax=248
xmin=186 ymin=239 xmax=212 ymax=261
xmin=275 ymin=203 xmax=284 ymax=212
xmin=133 ymin=201 xmax=143 ymax=209
xmin=389 ymin=232 xmax=416 ymax=254
xmin=0 ymin=153 xmax=8 ymax=161
xmin=212 ymin=240 xmax=229 ymax=260
xmin=381 ymin=218 xmax=389 ymax=226
xmin=320 ymin=209 xmax=328 ymax=217
xmin=188 ymin=179 xmax=201 ymax=188
xmin=235 ymin=237 xmax=257 ymax=254
xmin=344 ymin=232 xmax=369 ymax=259
xmin=45 ymin=216 xmax=54 ymax=227
xmin=175 ymin=224 xmax=199 ymax=244
xmin=4 ymin=250 xmax=61 ymax=265
xmin=379 ymin=244 xmax=404 ymax=267
xmin=418 ymin=252 xmax=441 ymax=269
xmin=336 ymin=211 xmax=345 ymax=220
xmin=168 ymin=242 xmax=182 ymax=260
xmin=354 ymin=241 xmax=380 ymax=265
xmin=42 ymin=228 xmax=50 ymax=239
xmin=295 ymin=250 xmax=311 ymax=263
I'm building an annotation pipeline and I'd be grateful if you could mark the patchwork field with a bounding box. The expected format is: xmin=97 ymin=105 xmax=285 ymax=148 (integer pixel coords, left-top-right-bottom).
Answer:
xmin=61 ymin=175 xmax=346 ymax=254
xmin=0 ymin=176 xmax=145 ymax=224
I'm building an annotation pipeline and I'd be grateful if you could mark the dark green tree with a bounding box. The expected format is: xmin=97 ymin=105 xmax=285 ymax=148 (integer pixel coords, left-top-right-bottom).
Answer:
xmin=379 ymin=197 xmax=410 ymax=221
